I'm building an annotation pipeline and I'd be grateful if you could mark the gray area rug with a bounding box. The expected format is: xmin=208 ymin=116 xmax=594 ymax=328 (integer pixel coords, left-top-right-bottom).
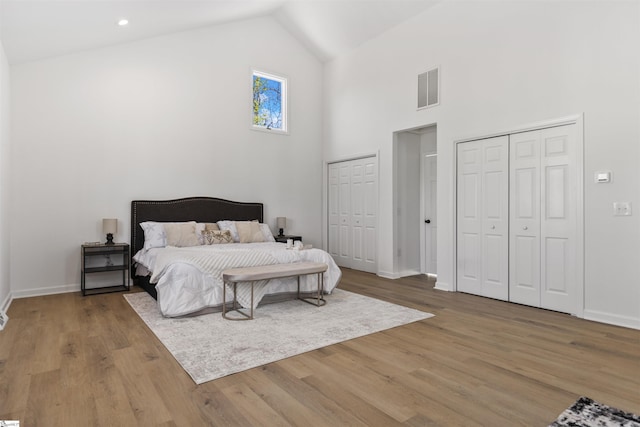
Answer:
xmin=124 ymin=289 xmax=433 ymax=384
xmin=549 ymin=396 xmax=640 ymax=427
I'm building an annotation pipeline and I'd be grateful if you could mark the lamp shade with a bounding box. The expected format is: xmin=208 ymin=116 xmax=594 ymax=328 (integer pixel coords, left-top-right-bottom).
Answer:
xmin=102 ymin=218 xmax=117 ymax=235
xmin=276 ymin=217 xmax=287 ymax=229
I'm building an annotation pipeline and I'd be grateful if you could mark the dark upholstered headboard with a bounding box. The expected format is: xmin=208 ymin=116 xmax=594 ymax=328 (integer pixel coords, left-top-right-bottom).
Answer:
xmin=131 ymin=197 xmax=264 ymax=276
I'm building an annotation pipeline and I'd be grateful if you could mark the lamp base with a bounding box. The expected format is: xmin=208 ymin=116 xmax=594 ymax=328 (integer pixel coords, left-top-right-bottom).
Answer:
xmin=105 ymin=233 xmax=114 ymax=245
xmin=278 ymin=228 xmax=284 ymax=237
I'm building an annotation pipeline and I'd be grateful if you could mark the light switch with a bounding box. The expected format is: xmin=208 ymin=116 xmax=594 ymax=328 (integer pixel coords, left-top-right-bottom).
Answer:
xmin=613 ymin=202 xmax=632 ymax=216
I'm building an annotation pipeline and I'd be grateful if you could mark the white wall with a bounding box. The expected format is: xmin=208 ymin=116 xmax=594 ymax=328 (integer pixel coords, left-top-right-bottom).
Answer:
xmin=11 ymin=16 xmax=324 ymax=297
xmin=324 ymin=1 xmax=640 ymax=328
xmin=0 ymin=25 xmax=11 ymax=311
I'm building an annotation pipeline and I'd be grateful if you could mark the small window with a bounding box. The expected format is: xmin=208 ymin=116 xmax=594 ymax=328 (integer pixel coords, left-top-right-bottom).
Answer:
xmin=252 ymin=70 xmax=287 ymax=133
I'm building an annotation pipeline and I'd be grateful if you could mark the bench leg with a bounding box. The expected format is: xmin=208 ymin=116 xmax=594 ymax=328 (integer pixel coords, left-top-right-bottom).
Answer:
xmin=298 ymin=272 xmax=326 ymax=307
xmin=222 ymin=281 xmax=254 ymax=321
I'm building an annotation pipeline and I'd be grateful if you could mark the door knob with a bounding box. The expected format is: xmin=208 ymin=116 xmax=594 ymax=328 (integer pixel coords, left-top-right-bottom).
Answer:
xmin=491 ymin=225 xmax=495 ymax=230
xmin=523 ymin=226 xmax=528 ymax=230
xmin=425 ymin=219 xmax=431 ymax=224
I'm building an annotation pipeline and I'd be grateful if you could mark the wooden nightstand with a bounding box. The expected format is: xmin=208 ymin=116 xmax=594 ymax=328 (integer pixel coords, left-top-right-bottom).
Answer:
xmin=81 ymin=243 xmax=130 ymax=296
xmin=274 ymin=235 xmax=302 ymax=243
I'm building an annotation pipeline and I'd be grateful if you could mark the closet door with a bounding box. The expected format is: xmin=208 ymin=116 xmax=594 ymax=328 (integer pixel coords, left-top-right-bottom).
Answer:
xmin=509 ymin=125 xmax=577 ymax=313
xmin=481 ymin=137 xmax=509 ymax=300
xmin=361 ymin=158 xmax=378 ymax=272
xmin=328 ymin=157 xmax=378 ymax=273
xmin=338 ymin=163 xmax=352 ymax=267
xmin=539 ymin=126 xmax=577 ymax=313
xmin=457 ymin=140 xmax=483 ymax=295
xmin=509 ymin=131 xmax=542 ymax=306
xmin=457 ymin=136 xmax=509 ymax=299
xmin=328 ymin=164 xmax=340 ymax=259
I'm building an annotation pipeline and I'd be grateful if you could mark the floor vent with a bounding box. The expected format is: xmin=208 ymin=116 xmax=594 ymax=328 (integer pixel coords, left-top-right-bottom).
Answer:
xmin=0 ymin=311 xmax=8 ymax=331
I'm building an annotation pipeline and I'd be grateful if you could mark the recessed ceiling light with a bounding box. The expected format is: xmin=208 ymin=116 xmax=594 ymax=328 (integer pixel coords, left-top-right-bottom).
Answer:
xmin=118 ymin=19 xmax=129 ymax=26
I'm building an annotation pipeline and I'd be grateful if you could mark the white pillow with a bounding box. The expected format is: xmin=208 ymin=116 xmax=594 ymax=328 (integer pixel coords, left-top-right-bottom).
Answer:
xmin=217 ymin=220 xmax=240 ymax=242
xmin=140 ymin=221 xmax=167 ymax=250
xmin=260 ymin=223 xmax=276 ymax=242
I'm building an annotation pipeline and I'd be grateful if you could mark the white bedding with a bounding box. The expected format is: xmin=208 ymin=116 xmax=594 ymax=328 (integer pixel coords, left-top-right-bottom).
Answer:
xmin=133 ymin=242 xmax=342 ymax=317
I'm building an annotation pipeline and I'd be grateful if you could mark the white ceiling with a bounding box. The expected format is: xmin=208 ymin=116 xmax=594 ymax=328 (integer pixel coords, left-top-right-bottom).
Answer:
xmin=0 ymin=0 xmax=439 ymax=65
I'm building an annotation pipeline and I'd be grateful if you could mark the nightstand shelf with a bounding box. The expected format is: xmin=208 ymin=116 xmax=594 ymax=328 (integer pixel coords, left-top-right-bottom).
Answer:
xmin=81 ymin=243 xmax=130 ymax=296
xmin=274 ymin=235 xmax=302 ymax=243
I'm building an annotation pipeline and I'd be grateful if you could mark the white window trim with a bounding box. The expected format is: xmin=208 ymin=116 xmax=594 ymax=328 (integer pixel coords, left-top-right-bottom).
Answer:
xmin=251 ymin=69 xmax=289 ymax=135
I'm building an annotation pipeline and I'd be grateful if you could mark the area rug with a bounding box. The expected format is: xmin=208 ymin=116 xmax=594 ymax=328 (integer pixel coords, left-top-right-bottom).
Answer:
xmin=549 ymin=396 xmax=640 ymax=427
xmin=124 ymin=289 xmax=433 ymax=384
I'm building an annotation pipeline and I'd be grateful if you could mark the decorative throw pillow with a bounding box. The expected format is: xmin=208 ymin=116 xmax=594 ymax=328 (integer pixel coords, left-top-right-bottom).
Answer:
xmin=236 ymin=221 xmax=266 ymax=243
xmin=140 ymin=221 xmax=167 ymax=250
xmin=202 ymin=229 xmax=234 ymax=245
xmin=260 ymin=223 xmax=276 ymax=242
xmin=164 ymin=222 xmax=200 ymax=247
xmin=203 ymin=222 xmax=220 ymax=232
xmin=217 ymin=220 xmax=240 ymax=242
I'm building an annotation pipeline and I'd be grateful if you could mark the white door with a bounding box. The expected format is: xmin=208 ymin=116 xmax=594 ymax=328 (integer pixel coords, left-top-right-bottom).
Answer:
xmin=509 ymin=125 xmax=577 ymax=313
xmin=481 ymin=137 xmax=509 ymax=300
xmin=328 ymin=157 xmax=378 ymax=273
xmin=328 ymin=164 xmax=340 ymax=258
xmin=338 ymin=163 xmax=351 ymax=266
xmin=457 ymin=140 xmax=483 ymax=295
xmin=422 ymin=154 xmax=437 ymax=275
xmin=457 ymin=136 xmax=509 ymax=300
xmin=361 ymin=158 xmax=378 ymax=272
xmin=540 ymin=125 xmax=578 ymax=313
xmin=509 ymin=131 xmax=541 ymax=306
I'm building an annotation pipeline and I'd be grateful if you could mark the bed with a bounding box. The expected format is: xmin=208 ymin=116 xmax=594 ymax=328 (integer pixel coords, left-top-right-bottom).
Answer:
xmin=131 ymin=197 xmax=341 ymax=317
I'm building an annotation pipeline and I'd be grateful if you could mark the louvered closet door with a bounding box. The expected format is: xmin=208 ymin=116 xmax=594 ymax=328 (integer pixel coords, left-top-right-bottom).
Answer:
xmin=457 ymin=137 xmax=509 ymax=299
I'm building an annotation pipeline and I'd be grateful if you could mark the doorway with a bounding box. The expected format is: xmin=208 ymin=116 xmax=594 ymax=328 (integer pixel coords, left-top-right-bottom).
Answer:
xmin=394 ymin=124 xmax=437 ymax=278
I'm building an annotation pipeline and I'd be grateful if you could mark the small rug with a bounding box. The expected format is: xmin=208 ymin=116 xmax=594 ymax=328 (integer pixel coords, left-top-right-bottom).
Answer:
xmin=550 ymin=396 xmax=640 ymax=427
xmin=124 ymin=289 xmax=433 ymax=384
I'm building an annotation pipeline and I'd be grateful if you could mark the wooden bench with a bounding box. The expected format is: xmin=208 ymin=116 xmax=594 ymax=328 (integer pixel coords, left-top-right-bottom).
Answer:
xmin=222 ymin=262 xmax=328 ymax=320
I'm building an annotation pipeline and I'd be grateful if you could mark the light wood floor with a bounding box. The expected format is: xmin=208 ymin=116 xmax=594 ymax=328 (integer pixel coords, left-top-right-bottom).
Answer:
xmin=1 ymin=269 xmax=638 ymax=426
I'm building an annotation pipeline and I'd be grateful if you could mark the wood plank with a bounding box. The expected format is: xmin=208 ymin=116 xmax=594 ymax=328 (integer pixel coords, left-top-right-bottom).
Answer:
xmin=0 ymin=269 xmax=638 ymax=425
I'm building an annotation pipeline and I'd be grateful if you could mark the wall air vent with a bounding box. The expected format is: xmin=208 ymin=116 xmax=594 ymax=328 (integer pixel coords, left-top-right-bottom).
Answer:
xmin=417 ymin=66 xmax=440 ymax=110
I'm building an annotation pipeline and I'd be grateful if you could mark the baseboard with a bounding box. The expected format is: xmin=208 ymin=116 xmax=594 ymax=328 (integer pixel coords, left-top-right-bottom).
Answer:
xmin=1 ymin=291 xmax=12 ymax=314
xmin=583 ymin=309 xmax=640 ymax=330
xmin=378 ymin=270 xmax=400 ymax=279
xmin=434 ymin=281 xmax=452 ymax=292
xmin=12 ymin=283 xmax=79 ymax=299
xmin=399 ymin=269 xmax=421 ymax=278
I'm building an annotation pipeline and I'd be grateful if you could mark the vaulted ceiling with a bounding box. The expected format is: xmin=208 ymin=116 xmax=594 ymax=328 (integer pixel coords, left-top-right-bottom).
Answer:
xmin=0 ymin=0 xmax=439 ymax=65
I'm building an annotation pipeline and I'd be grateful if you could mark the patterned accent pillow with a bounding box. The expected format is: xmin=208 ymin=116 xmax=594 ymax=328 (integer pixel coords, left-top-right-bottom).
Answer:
xmin=203 ymin=229 xmax=234 ymax=245
xmin=217 ymin=220 xmax=240 ymax=242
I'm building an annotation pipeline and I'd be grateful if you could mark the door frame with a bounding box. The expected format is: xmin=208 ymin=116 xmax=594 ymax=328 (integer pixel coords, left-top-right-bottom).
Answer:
xmin=420 ymin=152 xmax=438 ymax=276
xmin=453 ymin=114 xmax=584 ymax=317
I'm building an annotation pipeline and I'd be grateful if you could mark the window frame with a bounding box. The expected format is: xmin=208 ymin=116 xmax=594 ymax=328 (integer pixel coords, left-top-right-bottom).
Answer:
xmin=251 ymin=69 xmax=289 ymax=135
